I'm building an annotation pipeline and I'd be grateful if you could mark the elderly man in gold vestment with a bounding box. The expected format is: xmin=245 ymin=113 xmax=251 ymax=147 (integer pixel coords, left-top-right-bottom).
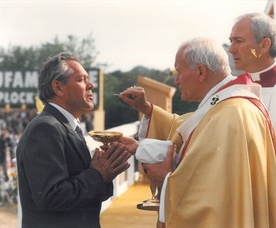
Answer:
xmin=120 ymin=37 xmax=276 ymax=227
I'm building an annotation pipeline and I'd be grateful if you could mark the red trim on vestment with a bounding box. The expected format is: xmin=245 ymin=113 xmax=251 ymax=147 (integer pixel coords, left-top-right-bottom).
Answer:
xmin=163 ymin=73 xmax=275 ymax=226
xmin=179 ymin=130 xmax=195 ymax=162
xmin=220 ymin=74 xmax=275 ymax=148
xmin=218 ymin=73 xmax=253 ymax=92
xmin=247 ymin=98 xmax=276 ymax=149
xmin=178 ymin=74 xmax=253 ymax=161
xmin=179 ymin=72 xmax=275 ymax=161
xmin=246 ymin=66 xmax=276 ymax=87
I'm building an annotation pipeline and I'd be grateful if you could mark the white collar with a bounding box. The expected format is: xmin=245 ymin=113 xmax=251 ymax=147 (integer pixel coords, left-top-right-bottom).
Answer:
xmin=49 ymin=102 xmax=79 ymax=130
xmin=249 ymin=60 xmax=276 ymax=81
xmin=177 ymin=78 xmax=261 ymax=144
xmin=198 ymin=75 xmax=236 ymax=109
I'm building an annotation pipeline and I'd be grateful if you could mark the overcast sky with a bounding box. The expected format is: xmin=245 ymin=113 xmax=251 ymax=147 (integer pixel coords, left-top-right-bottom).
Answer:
xmin=0 ymin=0 xmax=269 ymax=72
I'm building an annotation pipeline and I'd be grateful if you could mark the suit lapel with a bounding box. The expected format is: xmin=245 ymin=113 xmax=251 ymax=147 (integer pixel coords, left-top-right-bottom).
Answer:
xmin=66 ymin=123 xmax=91 ymax=164
xmin=43 ymin=104 xmax=91 ymax=167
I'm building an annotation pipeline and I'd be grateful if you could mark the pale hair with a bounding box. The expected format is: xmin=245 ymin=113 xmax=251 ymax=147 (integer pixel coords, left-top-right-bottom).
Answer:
xmin=180 ymin=37 xmax=231 ymax=75
xmin=236 ymin=13 xmax=276 ymax=57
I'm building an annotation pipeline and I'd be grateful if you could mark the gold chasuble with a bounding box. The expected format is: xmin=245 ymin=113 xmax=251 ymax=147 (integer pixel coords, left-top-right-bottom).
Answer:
xmin=146 ymin=106 xmax=193 ymax=154
xmin=145 ymin=74 xmax=276 ymax=227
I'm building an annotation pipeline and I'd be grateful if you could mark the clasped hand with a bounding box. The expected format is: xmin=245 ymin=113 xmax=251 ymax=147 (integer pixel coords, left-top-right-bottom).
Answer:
xmin=90 ymin=142 xmax=131 ymax=183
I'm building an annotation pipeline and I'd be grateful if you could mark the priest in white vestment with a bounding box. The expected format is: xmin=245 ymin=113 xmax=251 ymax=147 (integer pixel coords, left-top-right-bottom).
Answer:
xmin=229 ymin=12 xmax=276 ymax=129
xmin=120 ymin=37 xmax=276 ymax=228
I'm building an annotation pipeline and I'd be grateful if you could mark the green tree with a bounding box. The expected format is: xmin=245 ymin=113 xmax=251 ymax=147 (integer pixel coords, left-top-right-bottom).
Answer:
xmin=0 ymin=36 xmax=197 ymax=130
xmin=104 ymin=70 xmax=139 ymax=129
xmin=0 ymin=33 xmax=100 ymax=71
xmin=104 ymin=67 xmax=198 ymax=129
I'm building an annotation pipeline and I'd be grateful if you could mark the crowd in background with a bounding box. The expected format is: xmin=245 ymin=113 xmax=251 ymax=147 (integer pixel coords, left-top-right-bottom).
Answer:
xmin=0 ymin=108 xmax=94 ymax=206
xmin=0 ymin=109 xmax=38 ymax=136
xmin=0 ymin=109 xmax=37 ymax=205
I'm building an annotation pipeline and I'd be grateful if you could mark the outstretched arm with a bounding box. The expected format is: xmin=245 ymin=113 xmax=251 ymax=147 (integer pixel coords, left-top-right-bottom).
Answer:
xmin=120 ymin=136 xmax=139 ymax=155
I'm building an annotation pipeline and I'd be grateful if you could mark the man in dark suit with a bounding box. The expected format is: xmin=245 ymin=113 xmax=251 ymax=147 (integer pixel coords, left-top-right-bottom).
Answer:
xmin=16 ymin=52 xmax=131 ymax=228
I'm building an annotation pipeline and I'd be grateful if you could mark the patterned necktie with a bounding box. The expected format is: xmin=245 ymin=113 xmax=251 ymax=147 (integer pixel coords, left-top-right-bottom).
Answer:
xmin=75 ymin=126 xmax=91 ymax=159
xmin=75 ymin=126 xmax=87 ymax=146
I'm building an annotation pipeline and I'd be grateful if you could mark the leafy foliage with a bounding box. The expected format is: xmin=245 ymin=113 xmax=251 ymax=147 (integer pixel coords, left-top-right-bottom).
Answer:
xmin=0 ymin=34 xmax=100 ymax=71
xmin=104 ymin=67 xmax=198 ymax=129
xmin=0 ymin=35 xmax=198 ymax=130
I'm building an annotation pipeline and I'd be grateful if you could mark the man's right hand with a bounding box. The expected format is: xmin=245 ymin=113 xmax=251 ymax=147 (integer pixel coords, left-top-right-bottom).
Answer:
xmin=90 ymin=142 xmax=131 ymax=183
xmin=119 ymin=86 xmax=152 ymax=117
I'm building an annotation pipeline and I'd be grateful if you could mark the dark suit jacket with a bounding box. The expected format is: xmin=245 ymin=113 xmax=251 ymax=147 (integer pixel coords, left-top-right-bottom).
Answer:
xmin=17 ymin=104 xmax=113 ymax=228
